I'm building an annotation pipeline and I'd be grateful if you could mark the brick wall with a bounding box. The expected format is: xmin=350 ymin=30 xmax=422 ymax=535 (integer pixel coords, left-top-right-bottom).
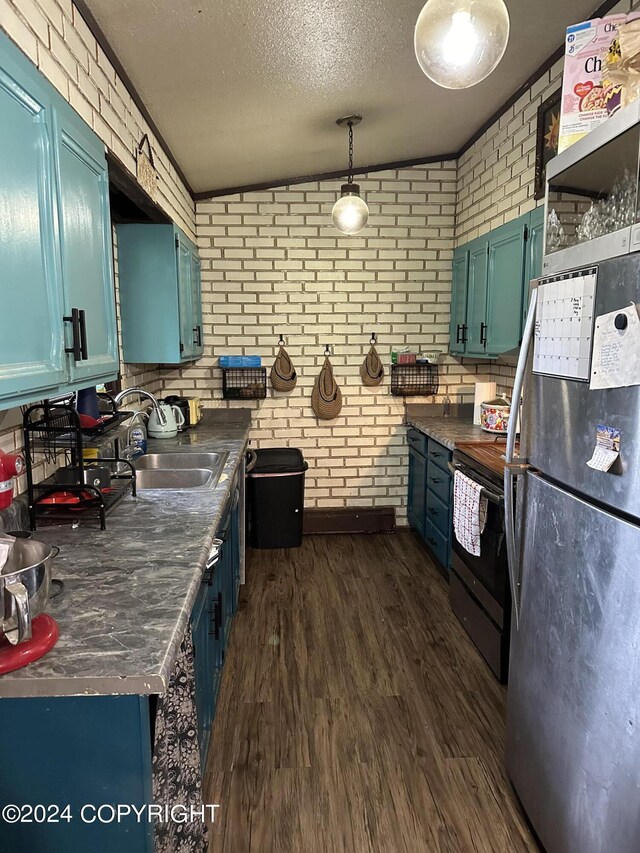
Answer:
xmin=0 ymin=0 xmax=194 ymax=486
xmin=155 ymin=168 xmax=494 ymax=518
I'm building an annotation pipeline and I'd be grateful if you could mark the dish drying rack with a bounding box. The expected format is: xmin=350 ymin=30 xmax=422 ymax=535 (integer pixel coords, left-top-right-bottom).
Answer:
xmin=23 ymin=395 xmax=136 ymax=531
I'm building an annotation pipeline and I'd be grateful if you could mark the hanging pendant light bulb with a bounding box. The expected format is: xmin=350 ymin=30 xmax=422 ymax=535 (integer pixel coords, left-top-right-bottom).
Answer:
xmin=414 ymin=0 xmax=510 ymax=90
xmin=332 ymin=115 xmax=369 ymax=235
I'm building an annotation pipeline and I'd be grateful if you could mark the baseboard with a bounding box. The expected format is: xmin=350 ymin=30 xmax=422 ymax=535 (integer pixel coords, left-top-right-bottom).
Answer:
xmin=303 ymin=506 xmax=396 ymax=535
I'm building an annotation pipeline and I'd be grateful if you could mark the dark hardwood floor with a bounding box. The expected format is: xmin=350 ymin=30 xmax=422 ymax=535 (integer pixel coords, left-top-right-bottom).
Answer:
xmin=204 ymin=531 xmax=539 ymax=853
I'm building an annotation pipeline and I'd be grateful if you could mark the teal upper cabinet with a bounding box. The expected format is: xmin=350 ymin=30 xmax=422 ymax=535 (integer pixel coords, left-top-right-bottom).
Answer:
xmin=54 ymin=104 xmax=118 ymax=384
xmin=522 ymin=205 xmax=545 ymax=331
xmin=0 ymin=37 xmax=66 ymax=405
xmin=449 ymin=247 xmax=469 ymax=355
xmin=485 ymin=217 xmax=526 ymax=356
xmin=449 ymin=208 xmax=541 ymax=359
xmin=0 ymin=32 xmax=118 ymax=411
xmin=465 ymin=238 xmax=490 ymax=357
xmin=117 ymin=224 xmax=204 ymax=364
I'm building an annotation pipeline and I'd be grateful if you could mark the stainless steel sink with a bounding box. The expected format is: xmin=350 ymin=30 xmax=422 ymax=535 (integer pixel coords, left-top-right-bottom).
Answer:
xmin=134 ymin=451 xmax=228 ymax=490
xmin=135 ymin=453 xmax=226 ymax=471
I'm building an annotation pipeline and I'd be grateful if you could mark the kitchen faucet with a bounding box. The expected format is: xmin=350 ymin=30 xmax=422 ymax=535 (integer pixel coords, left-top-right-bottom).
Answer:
xmin=114 ymin=388 xmax=167 ymax=426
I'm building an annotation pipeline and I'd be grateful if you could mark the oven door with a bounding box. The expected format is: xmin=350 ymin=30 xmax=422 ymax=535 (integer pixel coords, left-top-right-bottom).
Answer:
xmin=450 ymin=461 xmax=510 ymax=629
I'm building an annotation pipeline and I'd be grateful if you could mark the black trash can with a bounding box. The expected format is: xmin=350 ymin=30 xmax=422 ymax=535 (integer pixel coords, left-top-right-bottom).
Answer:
xmin=247 ymin=448 xmax=308 ymax=548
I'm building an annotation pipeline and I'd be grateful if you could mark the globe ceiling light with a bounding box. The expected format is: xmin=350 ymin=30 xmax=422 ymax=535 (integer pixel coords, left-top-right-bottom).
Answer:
xmin=332 ymin=115 xmax=369 ymax=235
xmin=414 ymin=0 xmax=510 ymax=90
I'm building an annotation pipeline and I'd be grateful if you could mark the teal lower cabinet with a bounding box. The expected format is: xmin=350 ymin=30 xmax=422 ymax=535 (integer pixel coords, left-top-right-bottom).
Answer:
xmin=0 ymin=495 xmax=240 ymax=852
xmin=407 ymin=430 xmax=454 ymax=570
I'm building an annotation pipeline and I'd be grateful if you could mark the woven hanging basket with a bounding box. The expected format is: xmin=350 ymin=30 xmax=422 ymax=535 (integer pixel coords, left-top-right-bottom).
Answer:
xmin=360 ymin=344 xmax=384 ymax=387
xmin=311 ymin=357 xmax=342 ymax=420
xmin=270 ymin=345 xmax=297 ymax=392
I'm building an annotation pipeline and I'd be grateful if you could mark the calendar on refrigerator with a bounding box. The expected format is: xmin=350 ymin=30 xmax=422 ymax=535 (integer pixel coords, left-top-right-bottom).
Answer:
xmin=532 ymin=269 xmax=597 ymax=381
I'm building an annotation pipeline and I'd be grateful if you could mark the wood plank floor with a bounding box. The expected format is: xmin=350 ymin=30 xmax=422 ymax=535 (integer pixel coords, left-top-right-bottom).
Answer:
xmin=204 ymin=531 xmax=539 ymax=853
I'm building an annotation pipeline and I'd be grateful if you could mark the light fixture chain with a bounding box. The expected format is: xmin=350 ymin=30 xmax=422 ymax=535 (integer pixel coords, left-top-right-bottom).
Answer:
xmin=348 ymin=122 xmax=354 ymax=183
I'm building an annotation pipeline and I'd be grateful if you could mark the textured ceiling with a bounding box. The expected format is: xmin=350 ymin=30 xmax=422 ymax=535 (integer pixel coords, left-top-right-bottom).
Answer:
xmin=82 ymin=0 xmax=600 ymax=194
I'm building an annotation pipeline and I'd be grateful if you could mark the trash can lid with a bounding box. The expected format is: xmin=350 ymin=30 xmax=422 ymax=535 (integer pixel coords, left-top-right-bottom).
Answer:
xmin=250 ymin=447 xmax=307 ymax=474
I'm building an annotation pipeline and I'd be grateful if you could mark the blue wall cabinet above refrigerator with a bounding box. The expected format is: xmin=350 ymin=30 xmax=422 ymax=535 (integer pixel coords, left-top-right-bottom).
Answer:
xmin=0 ymin=32 xmax=118 ymax=411
xmin=449 ymin=208 xmax=543 ymax=359
xmin=117 ymin=223 xmax=205 ymax=364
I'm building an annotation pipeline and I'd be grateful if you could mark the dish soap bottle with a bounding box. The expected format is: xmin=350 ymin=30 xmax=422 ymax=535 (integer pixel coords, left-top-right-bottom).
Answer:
xmin=127 ymin=412 xmax=147 ymax=455
xmin=443 ymin=394 xmax=451 ymax=418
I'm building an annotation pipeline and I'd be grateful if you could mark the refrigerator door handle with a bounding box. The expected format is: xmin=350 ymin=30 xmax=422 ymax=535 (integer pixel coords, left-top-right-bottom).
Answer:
xmin=504 ymin=286 xmax=537 ymax=630
xmin=506 ymin=287 xmax=538 ymax=467
xmin=504 ymin=462 xmax=525 ymax=630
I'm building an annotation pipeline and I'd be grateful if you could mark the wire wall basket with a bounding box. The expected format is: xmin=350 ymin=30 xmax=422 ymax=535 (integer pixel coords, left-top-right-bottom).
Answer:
xmin=390 ymin=363 xmax=439 ymax=397
xmin=221 ymin=368 xmax=267 ymax=400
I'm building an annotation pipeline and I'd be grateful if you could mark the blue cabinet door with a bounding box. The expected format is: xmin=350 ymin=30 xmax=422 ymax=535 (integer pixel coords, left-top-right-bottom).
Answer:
xmin=176 ymin=229 xmax=195 ymax=360
xmin=53 ymin=107 xmax=118 ymax=385
xmin=408 ymin=446 xmax=427 ymax=537
xmin=485 ymin=217 xmax=526 ymax=356
xmin=0 ymin=35 xmax=66 ymax=405
xmin=465 ymin=238 xmax=490 ymax=357
xmin=191 ymin=251 xmax=204 ymax=358
xmin=522 ymin=205 xmax=545 ymax=333
xmin=449 ymin=246 xmax=469 ymax=355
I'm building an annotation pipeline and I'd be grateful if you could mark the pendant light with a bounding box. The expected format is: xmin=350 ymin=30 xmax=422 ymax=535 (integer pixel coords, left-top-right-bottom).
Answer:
xmin=332 ymin=115 xmax=369 ymax=235
xmin=414 ymin=0 xmax=510 ymax=90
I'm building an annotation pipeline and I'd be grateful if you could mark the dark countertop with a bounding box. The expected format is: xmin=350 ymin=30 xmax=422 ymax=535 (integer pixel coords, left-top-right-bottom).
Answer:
xmin=407 ymin=415 xmax=506 ymax=451
xmin=0 ymin=410 xmax=251 ymax=699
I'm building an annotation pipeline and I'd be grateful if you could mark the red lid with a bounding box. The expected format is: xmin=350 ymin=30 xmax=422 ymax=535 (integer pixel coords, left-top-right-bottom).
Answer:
xmin=0 ymin=614 xmax=59 ymax=674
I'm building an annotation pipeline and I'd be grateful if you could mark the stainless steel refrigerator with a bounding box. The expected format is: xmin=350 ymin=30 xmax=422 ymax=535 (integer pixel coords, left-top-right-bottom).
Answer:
xmin=504 ymin=255 xmax=640 ymax=853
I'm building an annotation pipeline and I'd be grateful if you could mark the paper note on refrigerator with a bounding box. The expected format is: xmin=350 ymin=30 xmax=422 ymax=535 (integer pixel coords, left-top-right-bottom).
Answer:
xmin=590 ymin=304 xmax=640 ymax=390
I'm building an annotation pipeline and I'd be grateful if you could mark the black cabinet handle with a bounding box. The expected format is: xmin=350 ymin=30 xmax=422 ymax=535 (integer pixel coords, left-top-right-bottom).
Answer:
xmin=193 ymin=324 xmax=202 ymax=346
xmin=428 ymin=507 xmax=438 ymax=516
xmin=64 ymin=309 xmax=89 ymax=361
xmin=427 ymin=537 xmax=437 ymax=546
xmin=432 ymin=451 xmax=442 ymax=457
xmin=78 ymin=309 xmax=88 ymax=360
xmin=456 ymin=323 xmax=463 ymax=344
xmin=480 ymin=322 xmax=488 ymax=346
xmin=462 ymin=324 xmax=468 ymax=344
xmin=217 ymin=591 xmax=223 ymax=640
xmin=430 ymin=477 xmax=441 ymax=484
xmin=64 ymin=309 xmax=82 ymax=361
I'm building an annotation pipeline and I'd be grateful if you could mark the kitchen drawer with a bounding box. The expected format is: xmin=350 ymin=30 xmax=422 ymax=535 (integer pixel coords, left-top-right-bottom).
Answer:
xmin=407 ymin=428 xmax=427 ymax=457
xmin=424 ymin=518 xmax=449 ymax=569
xmin=449 ymin=569 xmax=509 ymax=682
xmin=427 ymin=438 xmax=451 ymax=472
xmin=426 ymin=464 xmax=451 ymax=505
xmin=426 ymin=488 xmax=451 ymax=540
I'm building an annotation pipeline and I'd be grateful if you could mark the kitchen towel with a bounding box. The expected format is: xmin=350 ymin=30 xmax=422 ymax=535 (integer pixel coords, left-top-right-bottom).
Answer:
xmin=270 ymin=344 xmax=297 ymax=392
xmin=453 ymin=470 xmax=488 ymax=557
xmin=360 ymin=344 xmax=384 ymax=387
xmin=152 ymin=628 xmax=208 ymax=853
xmin=311 ymin=357 xmax=342 ymax=420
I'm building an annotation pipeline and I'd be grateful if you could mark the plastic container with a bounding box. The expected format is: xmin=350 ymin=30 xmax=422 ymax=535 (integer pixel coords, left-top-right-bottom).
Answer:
xmin=218 ymin=355 xmax=262 ymax=368
xmin=247 ymin=448 xmax=308 ymax=548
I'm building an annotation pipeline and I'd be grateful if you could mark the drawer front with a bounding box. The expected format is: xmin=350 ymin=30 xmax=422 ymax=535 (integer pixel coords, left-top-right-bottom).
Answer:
xmin=427 ymin=438 xmax=451 ymax=472
xmin=449 ymin=570 xmax=509 ymax=682
xmin=426 ymin=464 xmax=451 ymax=505
xmin=424 ymin=519 xmax=449 ymax=569
xmin=407 ymin=428 xmax=427 ymax=457
xmin=426 ymin=488 xmax=451 ymax=540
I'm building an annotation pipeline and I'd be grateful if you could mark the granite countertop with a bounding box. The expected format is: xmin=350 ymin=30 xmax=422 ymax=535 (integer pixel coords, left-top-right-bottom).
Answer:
xmin=407 ymin=415 xmax=506 ymax=451
xmin=0 ymin=410 xmax=251 ymax=699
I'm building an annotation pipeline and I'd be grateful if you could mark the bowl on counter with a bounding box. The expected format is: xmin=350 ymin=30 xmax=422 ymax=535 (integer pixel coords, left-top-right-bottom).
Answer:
xmin=480 ymin=396 xmax=511 ymax=433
